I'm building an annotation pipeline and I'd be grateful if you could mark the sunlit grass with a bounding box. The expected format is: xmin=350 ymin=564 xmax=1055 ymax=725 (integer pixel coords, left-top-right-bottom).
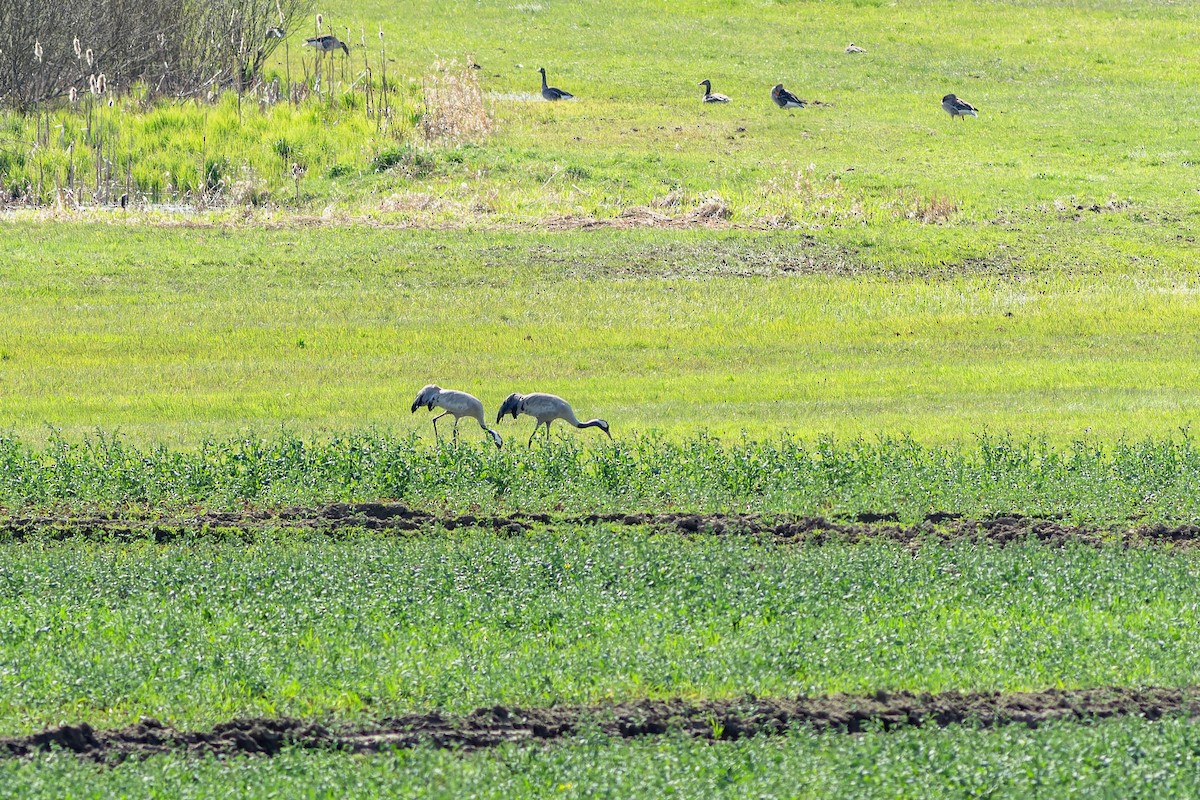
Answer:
xmin=1 ymin=223 xmax=1198 ymax=445
xmin=2 ymin=533 xmax=1199 ymax=733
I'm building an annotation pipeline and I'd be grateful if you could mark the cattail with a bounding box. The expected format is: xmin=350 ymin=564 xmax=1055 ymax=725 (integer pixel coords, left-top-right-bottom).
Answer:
xmin=88 ymin=74 xmax=97 ymax=94
xmin=378 ymin=26 xmax=384 ymax=40
xmin=276 ymin=0 xmax=284 ymax=25
xmin=69 ymin=87 xmax=77 ymax=104
xmin=85 ymin=48 xmax=93 ymax=67
xmin=33 ymin=40 xmax=42 ymax=63
xmin=97 ymin=73 xmax=106 ymax=94
xmin=107 ymin=98 xmax=113 ymax=107
xmin=316 ymin=13 xmax=323 ymax=32
xmin=73 ymin=37 xmax=81 ymax=58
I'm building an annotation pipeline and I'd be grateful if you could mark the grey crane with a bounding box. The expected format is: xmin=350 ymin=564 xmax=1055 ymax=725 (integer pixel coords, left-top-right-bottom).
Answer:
xmin=698 ymin=79 xmax=730 ymax=103
xmin=538 ymin=67 xmax=573 ymax=101
xmin=771 ymin=83 xmax=805 ymax=109
xmin=942 ymin=93 xmax=978 ymax=120
xmin=496 ymin=392 xmax=611 ymax=446
xmin=303 ymin=34 xmax=349 ymax=56
xmin=411 ymin=384 xmax=503 ymax=448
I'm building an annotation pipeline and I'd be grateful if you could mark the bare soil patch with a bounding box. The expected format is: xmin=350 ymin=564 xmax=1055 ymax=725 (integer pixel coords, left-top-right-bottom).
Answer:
xmin=3 ymin=686 xmax=1195 ymax=762
xmin=1 ymin=504 xmax=1199 ymax=549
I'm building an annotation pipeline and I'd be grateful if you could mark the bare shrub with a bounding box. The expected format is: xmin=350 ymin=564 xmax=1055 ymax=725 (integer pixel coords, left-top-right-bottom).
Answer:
xmin=419 ymin=60 xmax=492 ymax=145
xmin=908 ymin=193 xmax=958 ymax=224
xmin=651 ymin=188 xmax=684 ymax=208
xmin=0 ymin=0 xmax=314 ymax=109
xmin=687 ymin=195 xmax=731 ymax=222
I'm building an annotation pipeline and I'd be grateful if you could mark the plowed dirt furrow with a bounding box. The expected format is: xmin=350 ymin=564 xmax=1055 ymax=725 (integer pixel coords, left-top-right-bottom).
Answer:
xmin=3 ymin=686 xmax=1196 ymax=762
xmin=2 ymin=503 xmax=1199 ymax=548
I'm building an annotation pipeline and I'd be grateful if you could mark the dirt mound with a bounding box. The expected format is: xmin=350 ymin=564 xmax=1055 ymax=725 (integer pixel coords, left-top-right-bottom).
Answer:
xmin=1 ymin=505 xmax=1198 ymax=549
xmin=3 ymin=686 xmax=1195 ymax=762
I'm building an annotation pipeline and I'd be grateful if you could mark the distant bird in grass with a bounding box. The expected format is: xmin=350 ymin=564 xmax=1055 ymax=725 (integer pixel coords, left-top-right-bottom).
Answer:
xmin=411 ymin=385 xmax=503 ymax=449
xmin=771 ymin=84 xmax=806 ymax=109
xmin=538 ymin=67 xmax=573 ymax=101
xmin=496 ymin=392 xmax=612 ymax=446
xmin=303 ymin=34 xmax=349 ymax=56
xmin=942 ymin=93 xmax=978 ymax=120
xmin=845 ymin=42 xmax=867 ymax=53
xmin=266 ymin=27 xmax=285 ymax=40
xmin=698 ymin=79 xmax=730 ymax=103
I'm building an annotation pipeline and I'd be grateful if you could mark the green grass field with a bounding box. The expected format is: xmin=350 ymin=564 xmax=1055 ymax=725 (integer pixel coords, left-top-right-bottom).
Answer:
xmin=4 ymin=0 xmax=1200 ymax=795
xmin=2 ymin=222 xmax=1200 ymax=446
xmin=4 ymin=532 xmax=1200 ymax=732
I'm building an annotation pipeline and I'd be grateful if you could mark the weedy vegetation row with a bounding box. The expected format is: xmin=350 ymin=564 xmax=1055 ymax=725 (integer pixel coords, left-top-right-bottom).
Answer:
xmin=3 ymin=430 xmax=1200 ymax=522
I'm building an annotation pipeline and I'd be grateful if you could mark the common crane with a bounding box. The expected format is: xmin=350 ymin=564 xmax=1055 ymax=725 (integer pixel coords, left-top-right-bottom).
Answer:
xmin=411 ymin=385 xmax=503 ymax=449
xmin=496 ymin=392 xmax=611 ymax=446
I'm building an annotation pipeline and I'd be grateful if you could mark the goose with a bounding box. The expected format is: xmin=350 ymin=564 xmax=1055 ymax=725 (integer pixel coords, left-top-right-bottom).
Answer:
xmin=698 ymin=79 xmax=730 ymax=103
xmin=411 ymin=384 xmax=503 ymax=449
xmin=845 ymin=42 xmax=867 ymax=53
xmin=942 ymin=93 xmax=978 ymax=120
xmin=303 ymin=34 xmax=349 ymax=56
xmin=496 ymin=392 xmax=611 ymax=446
xmin=538 ymin=67 xmax=573 ymax=101
xmin=771 ymin=84 xmax=805 ymax=109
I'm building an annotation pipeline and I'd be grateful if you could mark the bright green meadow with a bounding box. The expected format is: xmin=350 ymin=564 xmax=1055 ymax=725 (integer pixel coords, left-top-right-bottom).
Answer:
xmin=4 ymin=0 xmax=1200 ymax=794
xmin=2 ymin=223 xmax=1199 ymax=446
xmin=2 ymin=532 xmax=1199 ymax=732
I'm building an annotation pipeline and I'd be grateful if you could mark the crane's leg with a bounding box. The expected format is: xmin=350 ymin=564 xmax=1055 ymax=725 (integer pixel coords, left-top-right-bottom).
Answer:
xmin=528 ymin=422 xmax=539 ymax=447
xmin=452 ymin=416 xmax=461 ymax=445
xmin=432 ymin=411 xmax=450 ymax=442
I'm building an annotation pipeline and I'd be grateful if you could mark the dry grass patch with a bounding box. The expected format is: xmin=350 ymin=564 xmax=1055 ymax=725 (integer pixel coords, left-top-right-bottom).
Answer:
xmin=420 ymin=59 xmax=492 ymax=145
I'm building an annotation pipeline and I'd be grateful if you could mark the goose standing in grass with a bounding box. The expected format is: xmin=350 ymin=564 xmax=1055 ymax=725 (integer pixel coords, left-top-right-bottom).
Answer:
xmin=942 ymin=93 xmax=978 ymax=120
xmin=698 ymin=79 xmax=730 ymax=103
xmin=771 ymin=84 xmax=805 ymax=109
xmin=538 ymin=67 xmax=573 ymax=101
xmin=496 ymin=392 xmax=611 ymax=446
xmin=411 ymin=385 xmax=503 ymax=449
xmin=303 ymin=34 xmax=349 ymax=56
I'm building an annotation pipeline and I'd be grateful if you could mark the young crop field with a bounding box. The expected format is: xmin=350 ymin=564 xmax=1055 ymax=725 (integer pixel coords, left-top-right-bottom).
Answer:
xmin=4 ymin=0 xmax=1200 ymax=796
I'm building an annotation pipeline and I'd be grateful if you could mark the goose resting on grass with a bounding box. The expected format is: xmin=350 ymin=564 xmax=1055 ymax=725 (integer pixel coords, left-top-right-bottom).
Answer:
xmin=942 ymin=93 xmax=978 ymax=120
xmin=538 ymin=67 xmax=573 ymax=100
xmin=303 ymin=34 xmax=349 ymax=56
xmin=771 ymin=84 xmax=806 ymax=109
xmin=699 ymin=79 xmax=730 ymax=103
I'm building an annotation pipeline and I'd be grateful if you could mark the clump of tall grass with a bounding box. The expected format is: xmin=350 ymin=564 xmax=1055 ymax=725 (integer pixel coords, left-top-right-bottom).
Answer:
xmin=419 ymin=59 xmax=492 ymax=146
xmin=0 ymin=79 xmax=421 ymax=208
xmin=1 ymin=430 xmax=1200 ymax=523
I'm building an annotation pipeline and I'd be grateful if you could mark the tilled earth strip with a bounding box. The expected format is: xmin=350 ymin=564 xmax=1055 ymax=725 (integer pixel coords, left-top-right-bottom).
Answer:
xmin=2 ymin=687 xmax=1196 ymax=762
xmin=1 ymin=503 xmax=1200 ymax=548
